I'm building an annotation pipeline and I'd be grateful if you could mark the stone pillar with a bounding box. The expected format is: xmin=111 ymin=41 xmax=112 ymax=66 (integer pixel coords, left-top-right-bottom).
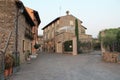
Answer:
xmin=72 ymin=36 xmax=77 ymax=55
xmin=101 ymin=41 xmax=106 ymax=57
xmin=101 ymin=43 xmax=105 ymax=53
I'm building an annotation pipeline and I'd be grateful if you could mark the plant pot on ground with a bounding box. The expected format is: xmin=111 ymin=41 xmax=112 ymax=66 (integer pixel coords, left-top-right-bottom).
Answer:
xmin=25 ymin=50 xmax=31 ymax=61
xmin=4 ymin=53 xmax=14 ymax=77
xmin=34 ymin=43 xmax=40 ymax=49
xmin=12 ymin=53 xmax=20 ymax=73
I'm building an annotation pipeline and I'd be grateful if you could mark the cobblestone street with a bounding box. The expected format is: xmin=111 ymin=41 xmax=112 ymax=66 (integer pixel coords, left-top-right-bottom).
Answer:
xmin=10 ymin=51 xmax=120 ymax=80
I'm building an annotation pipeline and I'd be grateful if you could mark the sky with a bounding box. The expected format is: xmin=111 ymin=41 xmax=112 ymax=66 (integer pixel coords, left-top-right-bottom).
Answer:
xmin=21 ymin=0 xmax=120 ymax=38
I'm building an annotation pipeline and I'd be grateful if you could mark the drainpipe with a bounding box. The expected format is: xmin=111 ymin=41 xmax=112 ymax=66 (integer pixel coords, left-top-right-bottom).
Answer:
xmin=15 ymin=7 xmax=19 ymax=53
xmin=13 ymin=3 xmax=24 ymax=69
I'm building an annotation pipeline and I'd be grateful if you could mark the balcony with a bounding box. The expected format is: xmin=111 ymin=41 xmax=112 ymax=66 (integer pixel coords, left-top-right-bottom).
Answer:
xmin=56 ymin=26 xmax=74 ymax=35
xmin=25 ymin=28 xmax=33 ymax=40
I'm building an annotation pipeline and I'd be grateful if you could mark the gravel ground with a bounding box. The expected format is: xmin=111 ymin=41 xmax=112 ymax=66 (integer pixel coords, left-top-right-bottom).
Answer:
xmin=10 ymin=51 xmax=120 ymax=80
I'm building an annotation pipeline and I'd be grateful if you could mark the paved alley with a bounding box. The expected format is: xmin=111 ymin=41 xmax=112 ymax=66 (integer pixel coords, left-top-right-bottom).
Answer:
xmin=10 ymin=51 xmax=120 ymax=80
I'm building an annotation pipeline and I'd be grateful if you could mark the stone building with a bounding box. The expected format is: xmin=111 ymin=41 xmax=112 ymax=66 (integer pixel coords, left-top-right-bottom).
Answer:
xmin=0 ymin=0 xmax=40 ymax=63
xmin=42 ymin=12 xmax=93 ymax=53
xmin=26 ymin=7 xmax=41 ymax=55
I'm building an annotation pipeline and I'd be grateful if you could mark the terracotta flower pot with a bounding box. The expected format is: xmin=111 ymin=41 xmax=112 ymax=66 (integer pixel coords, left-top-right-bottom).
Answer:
xmin=9 ymin=67 xmax=13 ymax=76
xmin=4 ymin=69 xmax=9 ymax=77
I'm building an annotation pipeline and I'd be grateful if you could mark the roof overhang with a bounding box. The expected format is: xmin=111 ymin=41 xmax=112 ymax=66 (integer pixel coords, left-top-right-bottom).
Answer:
xmin=33 ymin=10 xmax=41 ymax=25
xmin=15 ymin=1 xmax=35 ymax=27
xmin=42 ymin=17 xmax=60 ymax=30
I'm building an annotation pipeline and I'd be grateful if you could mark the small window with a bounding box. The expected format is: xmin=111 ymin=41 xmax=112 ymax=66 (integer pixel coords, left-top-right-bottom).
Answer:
xmin=57 ymin=20 xmax=59 ymax=24
xmin=52 ymin=24 xmax=54 ymax=27
xmin=70 ymin=20 xmax=73 ymax=26
xmin=81 ymin=30 xmax=85 ymax=34
xmin=52 ymin=31 xmax=54 ymax=38
xmin=23 ymin=40 xmax=25 ymax=53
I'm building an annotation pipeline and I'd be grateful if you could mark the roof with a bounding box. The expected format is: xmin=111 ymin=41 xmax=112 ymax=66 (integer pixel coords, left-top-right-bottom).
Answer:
xmin=42 ymin=15 xmax=87 ymax=30
xmin=42 ymin=17 xmax=60 ymax=30
xmin=25 ymin=7 xmax=41 ymax=25
xmin=33 ymin=10 xmax=41 ymax=25
xmin=15 ymin=1 xmax=35 ymax=27
xmin=81 ymin=25 xmax=87 ymax=29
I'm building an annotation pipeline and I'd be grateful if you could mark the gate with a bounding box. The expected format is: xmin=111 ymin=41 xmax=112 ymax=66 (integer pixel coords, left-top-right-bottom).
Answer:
xmin=0 ymin=51 xmax=4 ymax=80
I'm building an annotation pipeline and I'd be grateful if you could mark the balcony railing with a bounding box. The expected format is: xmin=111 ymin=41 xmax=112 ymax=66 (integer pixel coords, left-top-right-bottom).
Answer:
xmin=25 ymin=28 xmax=33 ymax=40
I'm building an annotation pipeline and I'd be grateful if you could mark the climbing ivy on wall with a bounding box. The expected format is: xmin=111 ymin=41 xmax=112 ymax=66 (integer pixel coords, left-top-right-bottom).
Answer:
xmin=75 ymin=19 xmax=79 ymax=41
xmin=75 ymin=19 xmax=81 ymax=53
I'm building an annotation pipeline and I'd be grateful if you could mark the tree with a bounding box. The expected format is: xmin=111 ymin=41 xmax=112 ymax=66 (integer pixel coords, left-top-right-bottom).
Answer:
xmin=116 ymin=29 xmax=120 ymax=52
xmin=75 ymin=19 xmax=79 ymax=41
xmin=75 ymin=19 xmax=81 ymax=53
xmin=99 ymin=28 xmax=120 ymax=52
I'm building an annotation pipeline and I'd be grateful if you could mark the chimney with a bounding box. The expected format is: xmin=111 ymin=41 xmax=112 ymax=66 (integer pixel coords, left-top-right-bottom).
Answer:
xmin=66 ymin=10 xmax=70 ymax=15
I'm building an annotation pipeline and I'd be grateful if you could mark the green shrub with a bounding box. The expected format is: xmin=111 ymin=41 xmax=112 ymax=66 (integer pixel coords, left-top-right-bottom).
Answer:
xmin=5 ymin=54 xmax=14 ymax=69
xmin=99 ymin=28 xmax=120 ymax=52
xmin=34 ymin=43 xmax=40 ymax=49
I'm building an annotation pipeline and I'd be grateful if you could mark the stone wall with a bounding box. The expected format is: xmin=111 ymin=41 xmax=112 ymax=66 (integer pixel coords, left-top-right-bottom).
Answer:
xmin=80 ymin=34 xmax=92 ymax=42
xmin=0 ymin=0 xmax=16 ymax=53
xmin=55 ymin=32 xmax=74 ymax=43
xmin=102 ymin=52 xmax=120 ymax=63
xmin=59 ymin=15 xmax=84 ymax=35
xmin=0 ymin=0 xmax=32 ymax=63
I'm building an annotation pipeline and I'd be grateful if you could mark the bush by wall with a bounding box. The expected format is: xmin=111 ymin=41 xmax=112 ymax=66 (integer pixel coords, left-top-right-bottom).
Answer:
xmin=63 ymin=40 xmax=73 ymax=52
xmin=99 ymin=28 xmax=120 ymax=52
xmin=34 ymin=43 xmax=40 ymax=49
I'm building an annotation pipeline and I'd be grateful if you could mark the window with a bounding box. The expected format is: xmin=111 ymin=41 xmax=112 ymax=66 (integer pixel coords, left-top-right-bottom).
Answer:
xmin=52 ymin=24 xmax=54 ymax=28
xmin=81 ymin=29 xmax=85 ymax=34
xmin=23 ymin=40 xmax=25 ymax=52
xmin=57 ymin=20 xmax=59 ymax=25
xmin=44 ymin=35 xmax=46 ymax=40
xmin=44 ymin=29 xmax=45 ymax=33
xmin=48 ymin=26 xmax=50 ymax=30
xmin=70 ymin=20 xmax=73 ymax=26
xmin=48 ymin=33 xmax=50 ymax=39
xmin=52 ymin=31 xmax=54 ymax=38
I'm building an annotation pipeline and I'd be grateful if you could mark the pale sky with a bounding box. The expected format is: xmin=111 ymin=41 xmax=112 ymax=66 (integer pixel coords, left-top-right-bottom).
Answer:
xmin=21 ymin=0 xmax=120 ymax=38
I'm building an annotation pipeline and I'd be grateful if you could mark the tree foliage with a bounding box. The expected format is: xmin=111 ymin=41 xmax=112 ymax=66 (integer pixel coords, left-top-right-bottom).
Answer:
xmin=75 ymin=19 xmax=79 ymax=41
xmin=99 ymin=28 xmax=120 ymax=52
xmin=75 ymin=19 xmax=81 ymax=53
xmin=34 ymin=43 xmax=40 ymax=49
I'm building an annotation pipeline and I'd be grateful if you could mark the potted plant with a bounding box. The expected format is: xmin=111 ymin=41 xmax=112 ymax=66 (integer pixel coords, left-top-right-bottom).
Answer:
xmin=4 ymin=54 xmax=9 ymax=77
xmin=25 ymin=50 xmax=31 ymax=61
xmin=12 ymin=52 xmax=20 ymax=73
xmin=9 ymin=54 xmax=14 ymax=76
xmin=4 ymin=53 xmax=14 ymax=77
xmin=34 ymin=43 xmax=40 ymax=49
